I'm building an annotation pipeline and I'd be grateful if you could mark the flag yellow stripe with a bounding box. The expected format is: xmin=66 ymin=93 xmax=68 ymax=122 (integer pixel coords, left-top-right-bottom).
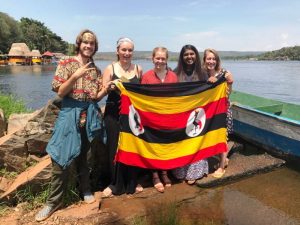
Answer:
xmin=118 ymin=128 xmax=227 ymax=160
xmin=117 ymin=82 xmax=227 ymax=114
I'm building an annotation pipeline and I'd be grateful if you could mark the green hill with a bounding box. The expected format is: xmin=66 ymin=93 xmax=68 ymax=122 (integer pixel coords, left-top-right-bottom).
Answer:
xmin=257 ymin=46 xmax=300 ymax=60
xmin=94 ymin=47 xmax=300 ymax=61
xmin=94 ymin=50 xmax=264 ymax=61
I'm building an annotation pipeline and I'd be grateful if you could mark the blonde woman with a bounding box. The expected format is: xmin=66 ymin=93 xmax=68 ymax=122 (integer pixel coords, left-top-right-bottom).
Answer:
xmin=203 ymin=48 xmax=234 ymax=178
xmin=102 ymin=37 xmax=143 ymax=196
xmin=141 ymin=47 xmax=178 ymax=192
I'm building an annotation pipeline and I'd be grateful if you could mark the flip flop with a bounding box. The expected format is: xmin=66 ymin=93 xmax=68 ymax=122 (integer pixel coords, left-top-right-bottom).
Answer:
xmin=212 ymin=169 xmax=226 ymax=178
xmin=186 ymin=180 xmax=196 ymax=185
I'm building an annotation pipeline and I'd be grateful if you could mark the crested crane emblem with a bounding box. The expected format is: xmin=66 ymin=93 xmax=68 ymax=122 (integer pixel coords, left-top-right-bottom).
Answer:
xmin=128 ymin=104 xmax=144 ymax=136
xmin=186 ymin=108 xmax=206 ymax=137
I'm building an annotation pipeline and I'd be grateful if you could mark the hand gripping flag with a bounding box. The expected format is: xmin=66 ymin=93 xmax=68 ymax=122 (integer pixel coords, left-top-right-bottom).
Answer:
xmin=115 ymin=78 xmax=228 ymax=170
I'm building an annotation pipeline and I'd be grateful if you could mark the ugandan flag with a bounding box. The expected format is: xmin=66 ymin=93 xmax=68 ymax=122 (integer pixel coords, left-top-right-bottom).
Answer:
xmin=115 ymin=78 xmax=228 ymax=170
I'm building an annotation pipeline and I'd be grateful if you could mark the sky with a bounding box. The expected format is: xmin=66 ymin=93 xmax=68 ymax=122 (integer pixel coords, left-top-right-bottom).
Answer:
xmin=1 ymin=0 xmax=300 ymax=52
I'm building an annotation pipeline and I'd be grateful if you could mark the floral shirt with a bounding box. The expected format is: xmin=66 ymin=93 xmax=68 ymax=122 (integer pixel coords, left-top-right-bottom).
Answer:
xmin=52 ymin=57 xmax=102 ymax=101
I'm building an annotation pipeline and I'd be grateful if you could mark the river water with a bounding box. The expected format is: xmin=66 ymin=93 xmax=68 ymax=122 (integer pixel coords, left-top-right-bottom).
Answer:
xmin=1 ymin=60 xmax=300 ymax=224
xmin=0 ymin=60 xmax=299 ymax=110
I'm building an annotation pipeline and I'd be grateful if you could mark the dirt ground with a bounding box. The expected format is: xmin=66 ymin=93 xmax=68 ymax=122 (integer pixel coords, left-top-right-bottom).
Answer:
xmin=0 ymin=145 xmax=286 ymax=225
xmin=0 ymin=182 xmax=202 ymax=225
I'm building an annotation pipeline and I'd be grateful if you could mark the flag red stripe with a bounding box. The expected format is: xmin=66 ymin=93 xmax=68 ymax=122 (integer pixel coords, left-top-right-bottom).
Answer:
xmin=115 ymin=142 xmax=227 ymax=170
xmin=120 ymin=94 xmax=227 ymax=129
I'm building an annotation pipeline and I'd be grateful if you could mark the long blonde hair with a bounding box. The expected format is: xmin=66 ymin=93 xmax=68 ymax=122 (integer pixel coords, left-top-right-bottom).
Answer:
xmin=203 ymin=48 xmax=221 ymax=72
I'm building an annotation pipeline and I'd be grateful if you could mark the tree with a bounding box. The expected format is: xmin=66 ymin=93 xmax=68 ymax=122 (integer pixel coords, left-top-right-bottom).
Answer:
xmin=19 ymin=17 xmax=68 ymax=54
xmin=0 ymin=12 xmax=22 ymax=54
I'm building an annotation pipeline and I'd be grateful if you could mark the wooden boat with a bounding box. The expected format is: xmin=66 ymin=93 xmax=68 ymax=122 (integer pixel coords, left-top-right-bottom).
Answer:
xmin=230 ymin=91 xmax=300 ymax=160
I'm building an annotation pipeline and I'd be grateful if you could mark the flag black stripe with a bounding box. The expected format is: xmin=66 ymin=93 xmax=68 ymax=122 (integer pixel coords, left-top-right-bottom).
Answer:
xmin=122 ymin=77 xmax=226 ymax=97
xmin=120 ymin=113 xmax=226 ymax=143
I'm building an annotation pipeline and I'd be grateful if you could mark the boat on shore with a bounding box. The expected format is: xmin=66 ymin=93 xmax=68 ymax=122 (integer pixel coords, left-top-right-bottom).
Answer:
xmin=230 ymin=91 xmax=300 ymax=160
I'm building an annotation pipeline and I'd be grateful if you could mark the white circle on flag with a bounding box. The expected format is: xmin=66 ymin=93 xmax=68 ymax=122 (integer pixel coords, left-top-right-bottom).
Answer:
xmin=128 ymin=104 xmax=144 ymax=136
xmin=186 ymin=108 xmax=206 ymax=137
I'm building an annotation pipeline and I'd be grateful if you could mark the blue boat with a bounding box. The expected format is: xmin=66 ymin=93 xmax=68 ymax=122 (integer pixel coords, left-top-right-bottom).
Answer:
xmin=230 ymin=91 xmax=300 ymax=160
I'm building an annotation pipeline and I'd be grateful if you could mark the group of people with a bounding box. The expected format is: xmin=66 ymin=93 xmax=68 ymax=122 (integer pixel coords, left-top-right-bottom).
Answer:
xmin=35 ymin=29 xmax=234 ymax=222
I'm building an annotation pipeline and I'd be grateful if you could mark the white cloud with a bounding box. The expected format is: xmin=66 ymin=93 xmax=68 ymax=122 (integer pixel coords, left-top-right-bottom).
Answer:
xmin=281 ymin=33 xmax=289 ymax=40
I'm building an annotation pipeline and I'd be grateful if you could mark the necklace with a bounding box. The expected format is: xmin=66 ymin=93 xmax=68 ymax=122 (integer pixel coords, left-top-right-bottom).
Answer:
xmin=118 ymin=62 xmax=131 ymax=72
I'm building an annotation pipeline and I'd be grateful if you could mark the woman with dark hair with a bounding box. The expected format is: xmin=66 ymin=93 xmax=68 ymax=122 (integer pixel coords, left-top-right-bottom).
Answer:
xmin=172 ymin=44 xmax=209 ymax=185
xmin=102 ymin=37 xmax=143 ymax=197
xmin=174 ymin=44 xmax=207 ymax=82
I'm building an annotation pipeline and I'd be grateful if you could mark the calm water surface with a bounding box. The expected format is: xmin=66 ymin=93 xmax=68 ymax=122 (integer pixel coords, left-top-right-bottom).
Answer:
xmin=1 ymin=60 xmax=300 ymax=224
xmin=0 ymin=60 xmax=299 ymax=109
xmin=181 ymin=165 xmax=300 ymax=225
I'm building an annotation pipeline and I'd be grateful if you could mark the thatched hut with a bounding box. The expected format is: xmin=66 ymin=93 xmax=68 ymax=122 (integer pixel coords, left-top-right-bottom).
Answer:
xmin=8 ymin=43 xmax=31 ymax=65
xmin=29 ymin=50 xmax=42 ymax=64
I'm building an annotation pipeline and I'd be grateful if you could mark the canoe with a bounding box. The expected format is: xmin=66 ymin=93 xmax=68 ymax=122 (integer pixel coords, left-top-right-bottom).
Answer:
xmin=230 ymin=91 xmax=300 ymax=160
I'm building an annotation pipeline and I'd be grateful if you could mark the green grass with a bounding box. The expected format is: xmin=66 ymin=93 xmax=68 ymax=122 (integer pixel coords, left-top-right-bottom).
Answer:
xmin=13 ymin=179 xmax=80 ymax=212
xmin=0 ymin=203 xmax=10 ymax=217
xmin=131 ymin=201 xmax=180 ymax=225
xmin=0 ymin=168 xmax=18 ymax=179
xmin=0 ymin=92 xmax=30 ymax=119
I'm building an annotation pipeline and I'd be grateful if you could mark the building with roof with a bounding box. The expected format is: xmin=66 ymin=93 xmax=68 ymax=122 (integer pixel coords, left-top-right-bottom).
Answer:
xmin=8 ymin=43 xmax=31 ymax=65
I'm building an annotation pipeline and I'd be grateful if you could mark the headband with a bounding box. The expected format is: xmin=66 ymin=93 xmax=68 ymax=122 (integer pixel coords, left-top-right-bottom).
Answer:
xmin=116 ymin=37 xmax=134 ymax=48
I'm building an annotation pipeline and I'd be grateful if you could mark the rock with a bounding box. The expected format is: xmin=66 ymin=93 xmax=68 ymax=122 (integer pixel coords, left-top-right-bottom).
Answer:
xmin=0 ymin=99 xmax=60 ymax=172
xmin=0 ymin=108 xmax=6 ymax=137
xmin=7 ymin=110 xmax=41 ymax=135
xmin=25 ymin=136 xmax=51 ymax=155
xmin=0 ymin=97 xmax=110 ymax=204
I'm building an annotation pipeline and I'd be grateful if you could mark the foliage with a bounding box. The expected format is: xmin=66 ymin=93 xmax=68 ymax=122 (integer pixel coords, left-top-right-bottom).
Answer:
xmin=15 ymin=184 xmax=51 ymax=211
xmin=67 ymin=43 xmax=76 ymax=56
xmin=0 ymin=12 xmax=22 ymax=54
xmin=257 ymin=46 xmax=300 ymax=60
xmin=0 ymin=11 xmax=69 ymax=54
xmin=19 ymin=17 xmax=68 ymax=54
xmin=0 ymin=92 xmax=29 ymax=119
xmin=0 ymin=203 xmax=10 ymax=217
xmin=14 ymin=180 xmax=80 ymax=212
xmin=0 ymin=168 xmax=18 ymax=179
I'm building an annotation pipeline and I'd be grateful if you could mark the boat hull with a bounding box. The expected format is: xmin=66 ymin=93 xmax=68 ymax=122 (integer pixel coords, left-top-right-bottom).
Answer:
xmin=232 ymin=104 xmax=300 ymax=159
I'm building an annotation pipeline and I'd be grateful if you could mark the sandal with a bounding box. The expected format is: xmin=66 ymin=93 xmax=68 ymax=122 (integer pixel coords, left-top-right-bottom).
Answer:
xmin=212 ymin=168 xmax=226 ymax=178
xmin=153 ymin=172 xmax=164 ymax=193
xmin=186 ymin=180 xmax=196 ymax=185
xmin=161 ymin=170 xmax=172 ymax=187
